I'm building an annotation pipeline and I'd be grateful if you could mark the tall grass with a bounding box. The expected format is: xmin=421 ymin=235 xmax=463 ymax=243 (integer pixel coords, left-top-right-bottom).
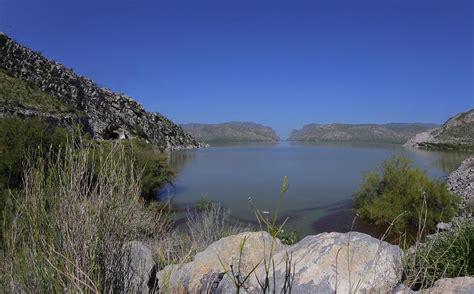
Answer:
xmin=152 ymin=203 xmax=251 ymax=270
xmin=403 ymin=216 xmax=474 ymax=290
xmin=2 ymin=138 xmax=165 ymax=292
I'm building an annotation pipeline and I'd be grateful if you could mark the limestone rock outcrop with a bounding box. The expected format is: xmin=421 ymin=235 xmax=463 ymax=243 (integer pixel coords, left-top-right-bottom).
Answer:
xmin=0 ymin=33 xmax=203 ymax=150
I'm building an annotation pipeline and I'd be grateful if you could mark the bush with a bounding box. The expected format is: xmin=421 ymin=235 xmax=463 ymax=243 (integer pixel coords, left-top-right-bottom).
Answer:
xmin=354 ymin=156 xmax=461 ymax=231
xmin=2 ymin=138 xmax=163 ymax=292
xmin=0 ymin=118 xmax=70 ymax=246
xmin=196 ymin=194 xmax=215 ymax=211
xmin=404 ymin=217 xmax=474 ymax=289
xmin=98 ymin=139 xmax=175 ymax=201
xmin=0 ymin=117 xmax=70 ymax=190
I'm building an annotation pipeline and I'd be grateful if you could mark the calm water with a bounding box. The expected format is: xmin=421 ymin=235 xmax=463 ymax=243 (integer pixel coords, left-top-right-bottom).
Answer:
xmin=162 ymin=142 xmax=472 ymax=237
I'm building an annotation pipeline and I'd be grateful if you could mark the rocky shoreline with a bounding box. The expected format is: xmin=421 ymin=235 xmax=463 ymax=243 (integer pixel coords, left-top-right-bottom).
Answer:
xmin=447 ymin=156 xmax=474 ymax=209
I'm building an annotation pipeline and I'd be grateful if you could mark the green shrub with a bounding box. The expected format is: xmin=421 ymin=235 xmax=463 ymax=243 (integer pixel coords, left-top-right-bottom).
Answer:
xmin=196 ymin=194 xmax=215 ymax=211
xmin=354 ymin=156 xmax=461 ymax=231
xmin=98 ymin=139 xmax=175 ymax=201
xmin=0 ymin=117 xmax=70 ymax=190
xmin=404 ymin=217 xmax=474 ymax=289
xmin=0 ymin=118 xmax=70 ymax=246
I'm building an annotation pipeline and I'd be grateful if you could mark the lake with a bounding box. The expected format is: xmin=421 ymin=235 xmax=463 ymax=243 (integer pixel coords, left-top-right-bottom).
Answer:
xmin=162 ymin=142 xmax=472 ymax=238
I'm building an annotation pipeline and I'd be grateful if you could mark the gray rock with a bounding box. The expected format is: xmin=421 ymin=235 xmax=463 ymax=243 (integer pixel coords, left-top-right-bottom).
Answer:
xmin=156 ymin=231 xmax=285 ymax=293
xmin=424 ymin=276 xmax=474 ymax=294
xmin=122 ymin=241 xmax=156 ymax=293
xmin=448 ymin=156 xmax=474 ymax=209
xmin=436 ymin=221 xmax=452 ymax=231
xmin=218 ymin=232 xmax=403 ymax=293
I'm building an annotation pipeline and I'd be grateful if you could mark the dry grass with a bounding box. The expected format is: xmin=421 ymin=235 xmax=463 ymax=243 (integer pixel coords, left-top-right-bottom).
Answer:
xmin=151 ymin=204 xmax=251 ymax=270
xmin=1 ymin=138 xmax=165 ymax=292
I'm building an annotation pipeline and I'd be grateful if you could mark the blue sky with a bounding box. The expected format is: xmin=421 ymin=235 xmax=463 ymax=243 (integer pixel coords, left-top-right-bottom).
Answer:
xmin=1 ymin=0 xmax=472 ymax=138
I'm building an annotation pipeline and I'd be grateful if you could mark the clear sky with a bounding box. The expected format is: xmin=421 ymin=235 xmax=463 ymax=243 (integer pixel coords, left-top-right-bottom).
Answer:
xmin=1 ymin=0 xmax=473 ymax=138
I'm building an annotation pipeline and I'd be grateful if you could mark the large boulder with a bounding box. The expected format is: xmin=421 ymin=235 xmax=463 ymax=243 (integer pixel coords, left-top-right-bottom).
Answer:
xmin=425 ymin=277 xmax=474 ymax=294
xmin=122 ymin=241 xmax=156 ymax=293
xmin=156 ymin=231 xmax=285 ymax=293
xmin=218 ymin=232 xmax=403 ymax=293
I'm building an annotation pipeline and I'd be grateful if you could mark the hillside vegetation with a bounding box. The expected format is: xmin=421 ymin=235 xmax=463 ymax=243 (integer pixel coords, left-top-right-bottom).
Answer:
xmin=0 ymin=70 xmax=73 ymax=114
xmin=181 ymin=122 xmax=280 ymax=143
xmin=289 ymin=123 xmax=437 ymax=144
xmin=405 ymin=109 xmax=474 ymax=150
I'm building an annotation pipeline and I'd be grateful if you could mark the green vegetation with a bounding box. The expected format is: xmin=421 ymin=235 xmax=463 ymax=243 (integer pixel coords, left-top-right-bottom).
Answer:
xmin=418 ymin=142 xmax=474 ymax=151
xmin=0 ymin=129 xmax=250 ymax=291
xmin=1 ymin=139 xmax=165 ymax=292
xmin=354 ymin=156 xmax=461 ymax=232
xmin=0 ymin=117 xmax=70 ymax=191
xmin=98 ymin=139 xmax=175 ymax=201
xmin=196 ymin=194 xmax=216 ymax=211
xmin=404 ymin=218 xmax=474 ymax=289
xmin=0 ymin=118 xmax=71 ymax=243
xmin=0 ymin=70 xmax=73 ymax=113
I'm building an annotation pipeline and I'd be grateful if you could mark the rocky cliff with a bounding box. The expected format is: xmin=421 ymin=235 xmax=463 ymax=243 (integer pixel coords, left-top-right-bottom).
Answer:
xmin=289 ymin=123 xmax=437 ymax=144
xmin=181 ymin=122 xmax=280 ymax=143
xmin=404 ymin=109 xmax=474 ymax=150
xmin=0 ymin=33 xmax=203 ymax=150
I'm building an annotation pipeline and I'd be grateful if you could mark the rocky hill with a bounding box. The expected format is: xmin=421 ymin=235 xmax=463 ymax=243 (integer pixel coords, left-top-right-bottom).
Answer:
xmin=404 ymin=109 xmax=474 ymax=150
xmin=181 ymin=122 xmax=280 ymax=143
xmin=289 ymin=123 xmax=437 ymax=144
xmin=0 ymin=33 xmax=202 ymax=150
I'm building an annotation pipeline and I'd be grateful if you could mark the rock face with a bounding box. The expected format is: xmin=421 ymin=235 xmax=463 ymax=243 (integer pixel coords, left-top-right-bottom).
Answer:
xmin=156 ymin=231 xmax=285 ymax=293
xmin=157 ymin=231 xmax=403 ymax=293
xmin=122 ymin=241 xmax=156 ymax=293
xmin=447 ymin=156 xmax=474 ymax=209
xmin=290 ymin=123 xmax=437 ymax=144
xmin=181 ymin=122 xmax=280 ymax=143
xmin=404 ymin=109 xmax=474 ymax=150
xmin=0 ymin=33 xmax=203 ymax=150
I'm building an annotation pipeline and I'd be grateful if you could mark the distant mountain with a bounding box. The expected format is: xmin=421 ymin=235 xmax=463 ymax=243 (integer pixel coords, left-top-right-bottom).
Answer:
xmin=405 ymin=109 xmax=474 ymax=150
xmin=0 ymin=33 xmax=202 ymax=150
xmin=181 ymin=122 xmax=280 ymax=143
xmin=289 ymin=123 xmax=438 ymax=144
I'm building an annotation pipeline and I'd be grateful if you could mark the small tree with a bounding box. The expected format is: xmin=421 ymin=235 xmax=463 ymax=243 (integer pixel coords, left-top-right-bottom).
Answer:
xmin=354 ymin=156 xmax=461 ymax=231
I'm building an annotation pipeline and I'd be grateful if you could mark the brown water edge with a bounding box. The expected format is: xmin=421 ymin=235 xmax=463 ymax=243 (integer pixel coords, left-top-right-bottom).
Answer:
xmin=312 ymin=201 xmax=425 ymax=246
